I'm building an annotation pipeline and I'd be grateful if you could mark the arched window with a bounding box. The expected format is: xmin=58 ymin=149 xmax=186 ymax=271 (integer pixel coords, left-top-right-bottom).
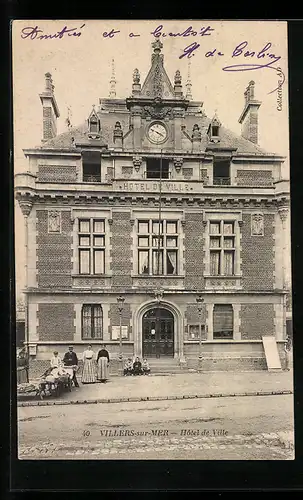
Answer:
xmin=82 ymin=304 xmax=103 ymax=339
xmin=213 ymin=304 xmax=233 ymax=339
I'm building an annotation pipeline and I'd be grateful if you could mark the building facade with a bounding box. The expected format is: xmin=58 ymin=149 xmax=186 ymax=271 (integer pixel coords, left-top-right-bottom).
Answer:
xmin=15 ymin=39 xmax=291 ymax=373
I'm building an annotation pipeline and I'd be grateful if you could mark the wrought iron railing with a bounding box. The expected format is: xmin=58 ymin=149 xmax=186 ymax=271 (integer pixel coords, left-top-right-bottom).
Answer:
xmin=213 ymin=177 xmax=231 ymax=186
xmin=83 ymin=174 xmax=101 ymax=183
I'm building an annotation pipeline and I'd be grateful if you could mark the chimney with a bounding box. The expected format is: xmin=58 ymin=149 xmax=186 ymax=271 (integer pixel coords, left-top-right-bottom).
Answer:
xmin=238 ymin=81 xmax=261 ymax=144
xmin=39 ymin=73 xmax=60 ymax=142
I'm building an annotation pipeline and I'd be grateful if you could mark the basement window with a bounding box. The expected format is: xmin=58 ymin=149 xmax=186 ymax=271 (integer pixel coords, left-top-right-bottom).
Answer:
xmin=82 ymin=151 xmax=101 ymax=182
xmin=146 ymin=158 xmax=169 ymax=179
xmin=213 ymin=158 xmax=230 ymax=186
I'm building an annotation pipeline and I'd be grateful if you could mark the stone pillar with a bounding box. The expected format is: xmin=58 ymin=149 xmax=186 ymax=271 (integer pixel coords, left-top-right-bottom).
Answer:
xmin=18 ymin=200 xmax=33 ymax=365
xmin=206 ymin=303 xmax=214 ymax=340
xmin=233 ymin=304 xmax=241 ymax=340
xmin=278 ymin=207 xmax=289 ymax=290
xmin=173 ymin=109 xmax=183 ymax=150
xmin=132 ymin=107 xmax=142 ymax=150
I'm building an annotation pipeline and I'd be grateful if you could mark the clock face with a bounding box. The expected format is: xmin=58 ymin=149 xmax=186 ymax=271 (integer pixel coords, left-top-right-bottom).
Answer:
xmin=147 ymin=123 xmax=168 ymax=144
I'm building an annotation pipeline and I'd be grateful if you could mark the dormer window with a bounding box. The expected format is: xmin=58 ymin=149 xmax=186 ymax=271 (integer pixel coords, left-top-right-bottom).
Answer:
xmin=208 ymin=114 xmax=221 ymax=143
xmin=89 ymin=116 xmax=99 ymax=134
xmin=211 ymin=125 xmax=219 ymax=137
xmin=87 ymin=108 xmax=101 ymax=138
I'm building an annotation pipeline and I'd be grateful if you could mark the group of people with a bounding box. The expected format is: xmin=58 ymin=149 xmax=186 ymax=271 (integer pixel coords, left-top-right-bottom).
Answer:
xmin=50 ymin=345 xmax=110 ymax=385
xmin=124 ymin=357 xmax=150 ymax=376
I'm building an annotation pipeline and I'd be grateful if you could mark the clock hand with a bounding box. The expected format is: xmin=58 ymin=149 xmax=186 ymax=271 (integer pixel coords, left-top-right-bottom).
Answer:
xmin=153 ymin=129 xmax=164 ymax=137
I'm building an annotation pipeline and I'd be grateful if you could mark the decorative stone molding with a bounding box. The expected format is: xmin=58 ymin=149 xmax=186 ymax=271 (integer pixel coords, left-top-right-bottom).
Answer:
xmin=18 ymin=200 xmax=33 ymax=217
xmin=121 ymin=166 xmax=133 ymax=178
xmin=48 ymin=210 xmax=61 ymax=233
xmin=182 ymin=167 xmax=193 ymax=179
xmin=192 ymin=124 xmax=202 ymax=141
xmin=278 ymin=207 xmax=288 ymax=225
xmin=205 ymin=276 xmax=241 ymax=290
xmin=173 ymin=157 xmax=183 ymax=173
xmin=133 ymin=155 xmax=142 ymax=172
xmin=108 ymin=218 xmax=113 ymax=226
xmin=251 ymin=212 xmax=264 ymax=236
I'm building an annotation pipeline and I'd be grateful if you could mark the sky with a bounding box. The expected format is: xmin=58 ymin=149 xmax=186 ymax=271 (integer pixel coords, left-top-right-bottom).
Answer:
xmin=12 ymin=20 xmax=290 ymax=299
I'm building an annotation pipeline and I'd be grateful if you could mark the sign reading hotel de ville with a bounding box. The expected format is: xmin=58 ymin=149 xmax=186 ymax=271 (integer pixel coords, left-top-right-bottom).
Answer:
xmin=114 ymin=180 xmax=202 ymax=193
xmin=12 ymin=18 xmax=293 ymax=480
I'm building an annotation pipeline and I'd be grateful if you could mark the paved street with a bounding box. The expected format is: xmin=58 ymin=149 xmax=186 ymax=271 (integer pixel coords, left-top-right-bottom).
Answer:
xmin=18 ymin=393 xmax=294 ymax=460
xmin=18 ymin=370 xmax=294 ymax=406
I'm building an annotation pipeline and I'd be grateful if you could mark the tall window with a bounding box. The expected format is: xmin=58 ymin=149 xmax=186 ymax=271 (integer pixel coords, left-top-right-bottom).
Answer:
xmin=213 ymin=158 xmax=230 ymax=185
xmin=79 ymin=219 xmax=105 ymax=275
xmin=82 ymin=304 xmax=103 ymax=339
xmin=213 ymin=304 xmax=233 ymax=339
xmin=138 ymin=219 xmax=178 ymax=276
xmin=82 ymin=151 xmax=101 ymax=182
xmin=209 ymin=221 xmax=235 ymax=276
xmin=146 ymin=159 xmax=169 ymax=179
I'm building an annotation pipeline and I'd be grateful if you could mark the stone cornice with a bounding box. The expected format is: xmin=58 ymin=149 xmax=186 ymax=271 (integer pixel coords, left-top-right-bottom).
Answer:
xmin=23 ymin=287 xmax=287 ymax=295
xmin=15 ymin=190 xmax=288 ymax=209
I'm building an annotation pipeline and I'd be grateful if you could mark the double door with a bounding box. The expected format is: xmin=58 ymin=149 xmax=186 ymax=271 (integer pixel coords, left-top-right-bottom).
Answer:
xmin=142 ymin=308 xmax=174 ymax=357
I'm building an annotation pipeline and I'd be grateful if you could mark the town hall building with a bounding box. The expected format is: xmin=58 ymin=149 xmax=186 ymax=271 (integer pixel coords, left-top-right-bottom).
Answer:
xmin=15 ymin=39 xmax=291 ymax=374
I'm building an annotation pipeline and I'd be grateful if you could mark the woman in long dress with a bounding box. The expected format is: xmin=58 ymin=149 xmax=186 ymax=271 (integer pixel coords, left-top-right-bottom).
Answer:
xmin=82 ymin=345 xmax=96 ymax=384
xmin=17 ymin=351 xmax=28 ymax=384
xmin=97 ymin=345 xmax=110 ymax=383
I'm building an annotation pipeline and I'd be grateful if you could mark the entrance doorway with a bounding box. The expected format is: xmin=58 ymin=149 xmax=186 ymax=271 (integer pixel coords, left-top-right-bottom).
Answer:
xmin=142 ymin=308 xmax=174 ymax=357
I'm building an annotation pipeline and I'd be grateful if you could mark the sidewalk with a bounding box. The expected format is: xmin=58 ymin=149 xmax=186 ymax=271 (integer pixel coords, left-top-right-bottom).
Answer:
xmin=18 ymin=370 xmax=294 ymax=407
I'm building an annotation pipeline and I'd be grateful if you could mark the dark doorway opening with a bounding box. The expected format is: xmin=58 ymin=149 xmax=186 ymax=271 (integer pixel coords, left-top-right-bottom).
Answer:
xmin=213 ymin=158 xmax=230 ymax=185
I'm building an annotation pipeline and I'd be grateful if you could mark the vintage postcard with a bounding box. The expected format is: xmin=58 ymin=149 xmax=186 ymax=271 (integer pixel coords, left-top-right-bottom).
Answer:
xmin=13 ymin=19 xmax=293 ymax=460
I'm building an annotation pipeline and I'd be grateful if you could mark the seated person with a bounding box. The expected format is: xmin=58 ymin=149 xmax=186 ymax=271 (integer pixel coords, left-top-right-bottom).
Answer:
xmin=124 ymin=358 xmax=133 ymax=376
xmin=50 ymin=351 xmax=62 ymax=369
xmin=142 ymin=358 xmax=150 ymax=375
xmin=132 ymin=357 xmax=143 ymax=375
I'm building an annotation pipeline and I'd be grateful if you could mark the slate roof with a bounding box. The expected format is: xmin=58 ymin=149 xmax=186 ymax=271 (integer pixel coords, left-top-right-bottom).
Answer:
xmin=38 ymin=107 xmax=272 ymax=156
xmin=36 ymin=40 xmax=277 ymax=157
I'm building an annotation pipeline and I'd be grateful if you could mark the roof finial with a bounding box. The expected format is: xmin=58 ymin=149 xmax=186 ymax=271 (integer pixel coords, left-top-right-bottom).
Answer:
xmin=66 ymin=106 xmax=72 ymax=130
xmin=152 ymin=38 xmax=163 ymax=54
xmin=185 ymin=60 xmax=193 ymax=100
xmin=109 ymin=59 xmax=116 ymax=98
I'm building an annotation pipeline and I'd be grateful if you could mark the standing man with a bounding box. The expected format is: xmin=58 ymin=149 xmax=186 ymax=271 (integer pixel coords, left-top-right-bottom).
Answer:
xmin=284 ymin=334 xmax=292 ymax=371
xmin=63 ymin=346 xmax=79 ymax=387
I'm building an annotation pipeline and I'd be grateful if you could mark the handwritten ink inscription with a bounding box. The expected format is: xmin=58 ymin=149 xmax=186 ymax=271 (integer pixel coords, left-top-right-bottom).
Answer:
xmin=21 ymin=24 xmax=86 ymax=40
xmin=19 ymin=22 xmax=285 ymax=95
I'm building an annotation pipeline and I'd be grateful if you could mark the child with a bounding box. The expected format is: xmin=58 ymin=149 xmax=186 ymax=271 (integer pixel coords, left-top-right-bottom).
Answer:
xmin=132 ymin=357 xmax=143 ymax=375
xmin=124 ymin=358 xmax=133 ymax=376
xmin=142 ymin=358 xmax=150 ymax=375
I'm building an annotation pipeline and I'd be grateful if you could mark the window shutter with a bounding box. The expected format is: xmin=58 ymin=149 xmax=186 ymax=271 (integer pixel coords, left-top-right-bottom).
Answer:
xmin=213 ymin=304 xmax=233 ymax=332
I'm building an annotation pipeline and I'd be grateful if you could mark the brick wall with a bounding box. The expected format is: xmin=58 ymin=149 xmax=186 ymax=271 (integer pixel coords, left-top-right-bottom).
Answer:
xmin=184 ymin=212 xmax=205 ymax=289
xmin=37 ymin=303 xmax=76 ymax=341
xmin=241 ymin=107 xmax=258 ymax=144
xmin=241 ymin=213 xmax=274 ymax=290
xmin=240 ymin=304 xmax=275 ymax=339
xmin=185 ymin=303 xmax=206 ymax=323
xmin=108 ymin=303 xmax=132 ymax=336
xmin=236 ymin=170 xmax=273 ymax=186
xmin=38 ymin=165 xmax=77 ymax=183
xmin=43 ymin=107 xmax=55 ymax=140
xmin=110 ymin=212 xmax=132 ymax=286
xmin=185 ymin=303 xmax=207 ymax=340
xmin=37 ymin=210 xmax=73 ymax=288
xmin=182 ymin=167 xmax=193 ymax=179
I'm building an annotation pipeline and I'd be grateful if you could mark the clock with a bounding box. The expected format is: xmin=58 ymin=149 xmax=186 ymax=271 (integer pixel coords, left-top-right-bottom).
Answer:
xmin=147 ymin=122 xmax=168 ymax=144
